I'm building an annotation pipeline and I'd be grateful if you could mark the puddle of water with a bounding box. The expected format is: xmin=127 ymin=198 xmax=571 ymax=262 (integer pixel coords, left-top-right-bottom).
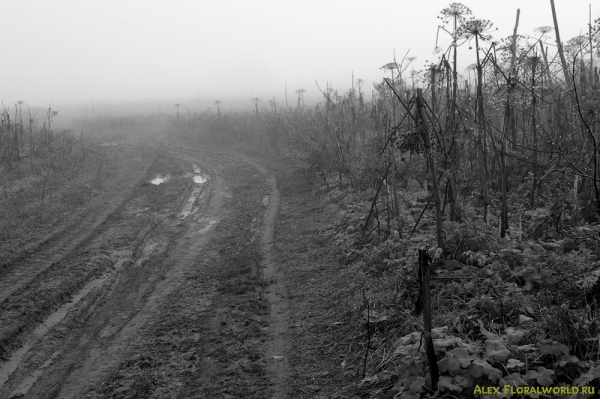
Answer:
xmin=191 ymin=163 xmax=208 ymax=184
xmin=149 ymin=175 xmax=170 ymax=185
xmin=179 ymin=194 xmax=199 ymax=219
xmin=193 ymin=175 xmax=208 ymax=184
xmin=179 ymin=185 xmax=204 ymax=219
xmin=0 ymin=274 xmax=110 ymax=389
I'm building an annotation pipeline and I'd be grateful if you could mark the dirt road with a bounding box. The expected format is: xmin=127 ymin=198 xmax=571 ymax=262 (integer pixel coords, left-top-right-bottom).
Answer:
xmin=0 ymin=139 xmax=291 ymax=398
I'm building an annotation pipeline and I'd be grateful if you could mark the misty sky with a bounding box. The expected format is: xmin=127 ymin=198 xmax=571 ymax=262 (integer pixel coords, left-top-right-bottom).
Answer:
xmin=1 ymin=0 xmax=598 ymax=110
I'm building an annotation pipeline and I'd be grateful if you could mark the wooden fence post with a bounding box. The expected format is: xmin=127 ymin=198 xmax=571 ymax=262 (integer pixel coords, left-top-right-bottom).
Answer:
xmin=419 ymin=249 xmax=439 ymax=391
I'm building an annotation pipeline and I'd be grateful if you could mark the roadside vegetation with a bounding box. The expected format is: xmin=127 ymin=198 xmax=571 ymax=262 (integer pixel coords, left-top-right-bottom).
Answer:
xmin=177 ymin=3 xmax=600 ymax=397
xmin=0 ymin=108 xmax=163 ymax=269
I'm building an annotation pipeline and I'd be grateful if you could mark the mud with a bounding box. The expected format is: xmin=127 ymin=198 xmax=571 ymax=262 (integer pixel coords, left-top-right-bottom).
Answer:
xmin=0 ymin=137 xmax=296 ymax=398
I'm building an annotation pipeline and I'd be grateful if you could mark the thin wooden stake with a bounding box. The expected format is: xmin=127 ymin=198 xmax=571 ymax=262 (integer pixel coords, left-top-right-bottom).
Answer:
xmin=419 ymin=249 xmax=439 ymax=390
xmin=416 ymin=89 xmax=444 ymax=250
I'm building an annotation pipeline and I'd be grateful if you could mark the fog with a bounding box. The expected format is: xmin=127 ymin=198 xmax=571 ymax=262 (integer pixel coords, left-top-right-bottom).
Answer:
xmin=1 ymin=0 xmax=597 ymax=113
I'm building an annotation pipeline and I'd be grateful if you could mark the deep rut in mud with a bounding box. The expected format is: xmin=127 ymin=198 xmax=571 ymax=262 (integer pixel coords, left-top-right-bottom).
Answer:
xmin=0 ymin=142 xmax=290 ymax=398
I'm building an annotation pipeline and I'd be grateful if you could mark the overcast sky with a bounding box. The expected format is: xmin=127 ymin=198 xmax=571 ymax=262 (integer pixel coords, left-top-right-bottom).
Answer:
xmin=1 ymin=0 xmax=597 ymax=111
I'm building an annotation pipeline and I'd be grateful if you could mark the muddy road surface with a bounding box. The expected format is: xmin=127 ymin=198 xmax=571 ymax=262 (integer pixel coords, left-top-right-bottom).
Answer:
xmin=0 ymin=140 xmax=290 ymax=398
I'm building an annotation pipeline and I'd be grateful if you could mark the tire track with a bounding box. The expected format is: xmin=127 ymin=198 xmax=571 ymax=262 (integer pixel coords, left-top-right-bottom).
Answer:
xmin=0 ymin=149 xmax=158 ymax=306
xmin=0 ymin=154 xmax=216 ymax=398
xmin=34 ymin=159 xmax=220 ymax=399
xmin=257 ymin=163 xmax=291 ymax=399
xmin=1 ymin=143 xmax=293 ymax=398
xmin=174 ymin=147 xmax=292 ymax=396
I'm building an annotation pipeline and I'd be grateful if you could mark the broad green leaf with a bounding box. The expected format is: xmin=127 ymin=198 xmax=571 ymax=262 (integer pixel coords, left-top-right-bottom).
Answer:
xmin=471 ymin=358 xmax=492 ymax=371
xmin=524 ymin=368 xmax=554 ymax=386
xmin=434 ymin=336 xmax=459 ymax=349
xmin=539 ymin=340 xmax=569 ymax=356
xmin=573 ymin=373 xmax=596 ymax=386
xmin=487 ymin=366 xmax=503 ymax=383
xmin=518 ymin=315 xmax=533 ymax=324
xmin=468 ymin=362 xmax=484 ymax=378
xmin=450 ymin=347 xmax=474 ymax=367
xmin=438 ymin=376 xmax=463 ymax=392
xmin=587 ymin=365 xmax=600 ymax=377
xmin=485 ymin=339 xmax=510 ymax=362
xmin=556 ymin=354 xmax=579 ymax=367
xmin=397 ymin=332 xmax=420 ymax=346
xmin=535 ymin=367 xmax=554 ymax=386
xmin=409 ymin=376 xmax=424 ymax=393
xmin=506 ymin=358 xmax=525 ymax=369
xmin=574 ymin=366 xmax=600 ymax=386
xmin=479 ymin=324 xmax=500 ymax=340
xmin=397 ymin=360 xmax=422 ymax=379
xmin=397 ymin=374 xmax=420 ymax=391
xmin=500 ymin=373 xmax=527 ymax=387
xmin=515 ymin=343 xmax=536 ymax=352
xmin=505 ymin=327 xmax=529 ymax=344
xmin=438 ymin=356 xmax=461 ymax=373
xmin=470 ymin=358 xmax=502 ymax=383
xmin=453 ymin=374 xmax=473 ymax=389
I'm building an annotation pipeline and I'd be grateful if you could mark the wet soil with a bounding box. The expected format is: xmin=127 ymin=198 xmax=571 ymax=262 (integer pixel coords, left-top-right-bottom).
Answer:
xmin=0 ymin=133 xmax=355 ymax=398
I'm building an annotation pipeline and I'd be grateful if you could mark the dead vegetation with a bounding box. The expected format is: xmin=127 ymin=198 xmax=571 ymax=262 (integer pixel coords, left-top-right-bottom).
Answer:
xmin=0 ymin=110 xmax=168 ymax=267
xmin=181 ymin=3 xmax=600 ymax=397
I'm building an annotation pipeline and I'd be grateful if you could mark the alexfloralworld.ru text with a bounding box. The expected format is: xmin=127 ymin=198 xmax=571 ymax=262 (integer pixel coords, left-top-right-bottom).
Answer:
xmin=473 ymin=385 xmax=595 ymax=396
